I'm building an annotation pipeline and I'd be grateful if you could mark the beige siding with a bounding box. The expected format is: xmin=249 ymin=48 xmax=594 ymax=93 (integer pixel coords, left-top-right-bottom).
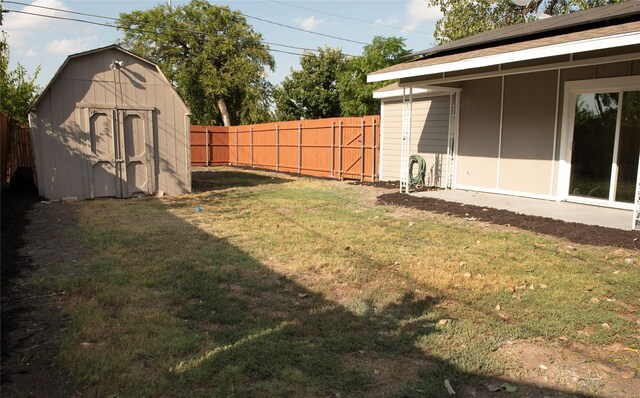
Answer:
xmin=499 ymin=70 xmax=557 ymax=195
xmin=453 ymin=58 xmax=638 ymax=197
xmin=30 ymin=47 xmax=190 ymax=200
xmin=380 ymin=95 xmax=451 ymax=186
xmin=455 ymin=77 xmax=502 ymax=189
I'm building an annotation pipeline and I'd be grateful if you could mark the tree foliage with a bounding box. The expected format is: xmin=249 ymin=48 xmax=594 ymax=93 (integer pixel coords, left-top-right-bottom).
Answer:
xmin=275 ymin=37 xmax=410 ymax=120
xmin=429 ymin=0 xmax=627 ymax=44
xmin=338 ymin=36 xmax=411 ymax=116
xmin=0 ymin=33 xmax=40 ymax=125
xmin=117 ymin=0 xmax=274 ymax=126
xmin=274 ymin=47 xmax=348 ymax=121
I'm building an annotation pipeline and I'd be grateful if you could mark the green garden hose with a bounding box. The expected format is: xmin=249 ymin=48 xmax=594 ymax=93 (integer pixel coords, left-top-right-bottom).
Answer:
xmin=409 ymin=154 xmax=426 ymax=188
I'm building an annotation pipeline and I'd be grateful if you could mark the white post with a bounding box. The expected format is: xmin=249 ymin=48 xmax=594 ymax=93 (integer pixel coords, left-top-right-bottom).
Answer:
xmin=632 ymin=155 xmax=640 ymax=229
xmin=400 ymin=87 xmax=413 ymax=193
xmin=371 ymin=117 xmax=376 ymax=182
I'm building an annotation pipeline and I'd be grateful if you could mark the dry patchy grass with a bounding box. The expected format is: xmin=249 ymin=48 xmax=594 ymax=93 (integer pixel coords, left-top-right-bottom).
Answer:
xmin=30 ymin=167 xmax=639 ymax=397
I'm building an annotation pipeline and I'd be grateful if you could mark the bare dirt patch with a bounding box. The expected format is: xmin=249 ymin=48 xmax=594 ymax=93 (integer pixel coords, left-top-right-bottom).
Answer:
xmin=1 ymin=170 xmax=83 ymax=397
xmin=498 ymin=340 xmax=640 ymax=397
xmin=378 ymin=192 xmax=640 ymax=250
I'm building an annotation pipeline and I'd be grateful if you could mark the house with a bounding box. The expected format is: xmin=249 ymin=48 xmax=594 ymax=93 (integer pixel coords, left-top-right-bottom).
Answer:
xmin=368 ymin=2 xmax=640 ymax=219
xmin=29 ymin=45 xmax=191 ymax=200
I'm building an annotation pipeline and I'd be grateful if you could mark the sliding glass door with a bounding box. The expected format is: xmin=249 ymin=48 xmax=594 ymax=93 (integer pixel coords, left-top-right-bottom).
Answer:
xmin=568 ymin=90 xmax=639 ymax=206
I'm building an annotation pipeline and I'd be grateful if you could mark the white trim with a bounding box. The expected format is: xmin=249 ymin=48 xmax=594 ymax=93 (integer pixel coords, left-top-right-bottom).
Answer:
xmin=374 ymin=86 xmax=461 ymax=99
xmin=379 ymin=101 xmax=385 ymax=180
xmin=452 ymin=92 xmax=461 ymax=190
xmin=374 ymin=87 xmax=429 ymax=99
xmin=455 ymin=184 xmax=556 ymax=201
xmin=558 ymin=76 xmax=640 ymax=207
xmin=609 ymin=91 xmax=624 ymax=201
xmin=367 ymin=31 xmax=640 ymax=83
xmin=398 ymin=52 xmax=639 ymax=87
xmin=496 ymin=76 xmax=505 ymax=190
xmin=549 ymin=69 xmax=561 ymax=197
xmin=566 ymin=196 xmax=635 ymax=211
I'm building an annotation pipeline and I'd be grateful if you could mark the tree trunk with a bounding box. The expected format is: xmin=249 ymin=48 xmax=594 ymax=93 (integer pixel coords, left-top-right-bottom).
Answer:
xmin=216 ymin=97 xmax=231 ymax=127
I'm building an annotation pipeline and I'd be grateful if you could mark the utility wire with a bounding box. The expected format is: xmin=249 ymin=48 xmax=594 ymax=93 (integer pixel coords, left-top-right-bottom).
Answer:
xmin=269 ymin=0 xmax=431 ymax=36
xmin=4 ymin=9 xmax=309 ymax=56
xmin=4 ymin=0 xmax=366 ymax=48
xmin=241 ymin=12 xmax=367 ymax=45
xmin=2 ymin=1 xmax=317 ymax=53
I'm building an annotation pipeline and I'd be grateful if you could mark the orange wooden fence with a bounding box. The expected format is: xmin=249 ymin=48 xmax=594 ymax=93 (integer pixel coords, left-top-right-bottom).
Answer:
xmin=1 ymin=112 xmax=33 ymax=184
xmin=191 ymin=116 xmax=381 ymax=181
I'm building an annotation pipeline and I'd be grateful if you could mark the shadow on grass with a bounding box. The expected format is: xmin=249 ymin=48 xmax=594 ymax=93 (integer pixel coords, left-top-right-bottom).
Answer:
xmin=191 ymin=169 xmax=291 ymax=193
xmin=34 ymin=185 xmax=598 ymax=397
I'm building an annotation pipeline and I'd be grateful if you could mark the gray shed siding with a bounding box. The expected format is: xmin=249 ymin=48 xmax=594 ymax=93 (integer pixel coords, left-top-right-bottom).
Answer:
xmin=30 ymin=47 xmax=190 ymax=200
xmin=380 ymin=95 xmax=451 ymax=186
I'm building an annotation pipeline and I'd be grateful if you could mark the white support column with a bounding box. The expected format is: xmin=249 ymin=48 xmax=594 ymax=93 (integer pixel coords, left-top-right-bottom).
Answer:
xmin=446 ymin=92 xmax=458 ymax=189
xmin=399 ymin=87 xmax=413 ymax=193
xmin=633 ymin=155 xmax=640 ymax=230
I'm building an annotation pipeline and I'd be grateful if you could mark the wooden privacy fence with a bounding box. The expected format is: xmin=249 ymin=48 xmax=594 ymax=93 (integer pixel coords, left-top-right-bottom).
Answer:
xmin=191 ymin=116 xmax=381 ymax=181
xmin=1 ymin=112 xmax=33 ymax=184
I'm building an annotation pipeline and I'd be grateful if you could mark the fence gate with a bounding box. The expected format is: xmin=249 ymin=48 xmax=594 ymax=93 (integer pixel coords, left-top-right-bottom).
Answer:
xmin=87 ymin=108 xmax=154 ymax=198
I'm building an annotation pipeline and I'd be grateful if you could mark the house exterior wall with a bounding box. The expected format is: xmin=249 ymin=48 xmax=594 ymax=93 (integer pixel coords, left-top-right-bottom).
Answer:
xmin=455 ymin=77 xmax=502 ymax=189
xmin=380 ymin=95 xmax=450 ymax=186
xmin=30 ymin=48 xmax=190 ymax=200
xmin=499 ymin=70 xmax=558 ymax=195
xmin=451 ymin=58 xmax=638 ymax=198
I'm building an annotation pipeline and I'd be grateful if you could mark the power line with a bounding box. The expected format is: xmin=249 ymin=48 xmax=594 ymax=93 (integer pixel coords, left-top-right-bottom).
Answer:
xmin=4 ymin=0 xmax=366 ymax=49
xmin=3 ymin=1 xmax=317 ymax=53
xmin=269 ymin=0 xmax=431 ymax=36
xmin=4 ymin=9 xmax=309 ymax=57
xmin=241 ymin=12 xmax=367 ymax=45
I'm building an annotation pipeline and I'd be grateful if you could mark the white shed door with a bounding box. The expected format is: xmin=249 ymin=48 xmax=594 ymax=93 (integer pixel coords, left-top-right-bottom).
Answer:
xmin=120 ymin=110 xmax=154 ymax=197
xmin=87 ymin=108 xmax=155 ymax=198
xmin=88 ymin=109 xmax=118 ymax=198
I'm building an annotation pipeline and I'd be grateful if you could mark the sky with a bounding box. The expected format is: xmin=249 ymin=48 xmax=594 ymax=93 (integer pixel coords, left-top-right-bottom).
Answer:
xmin=1 ymin=0 xmax=443 ymax=88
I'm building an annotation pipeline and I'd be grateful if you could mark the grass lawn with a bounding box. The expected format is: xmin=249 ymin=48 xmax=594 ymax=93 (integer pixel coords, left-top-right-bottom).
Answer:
xmin=34 ymin=168 xmax=639 ymax=397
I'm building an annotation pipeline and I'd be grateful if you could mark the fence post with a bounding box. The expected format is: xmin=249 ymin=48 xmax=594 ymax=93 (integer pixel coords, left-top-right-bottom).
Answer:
xmin=275 ymin=123 xmax=279 ymax=172
xmin=338 ymin=120 xmax=343 ymax=180
xmin=250 ymin=126 xmax=253 ymax=167
xmin=205 ymin=127 xmax=209 ymax=167
xmin=330 ymin=121 xmax=335 ymax=178
xmin=360 ymin=118 xmax=365 ymax=181
xmin=235 ymin=127 xmax=238 ymax=166
xmin=297 ymin=121 xmax=302 ymax=174
xmin=371 ymin=118 xmax=376 ymax=182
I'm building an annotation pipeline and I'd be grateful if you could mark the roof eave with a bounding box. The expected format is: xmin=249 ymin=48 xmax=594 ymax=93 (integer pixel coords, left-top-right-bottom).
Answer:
xmin=367 ymin=31 xmax=640 ymax=83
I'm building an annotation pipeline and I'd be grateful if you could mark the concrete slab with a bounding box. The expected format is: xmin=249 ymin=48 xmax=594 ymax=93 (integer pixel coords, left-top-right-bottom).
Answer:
xmin=411 ymin=189 xmax=634 ymax=230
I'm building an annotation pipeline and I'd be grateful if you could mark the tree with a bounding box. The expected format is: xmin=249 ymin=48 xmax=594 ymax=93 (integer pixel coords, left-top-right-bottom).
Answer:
xmin=338 ymin=36 xmax=411 ymax=116
xmin=0 ymin=33 xmax=40 ymax=125
xmin=429 ymin=0 xmax=627 ymax=44
xmin=117 ymin=0 xmax=275 ymax=126
xmin=274 ymin=47 xmax=348 ymax=121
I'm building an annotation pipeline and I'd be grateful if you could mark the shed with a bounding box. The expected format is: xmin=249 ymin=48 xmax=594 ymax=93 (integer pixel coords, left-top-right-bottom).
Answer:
xmin=368 ymin=2 xmax=640 ymax=225
xmin=28 ymin=45 xmax=191 ymax=200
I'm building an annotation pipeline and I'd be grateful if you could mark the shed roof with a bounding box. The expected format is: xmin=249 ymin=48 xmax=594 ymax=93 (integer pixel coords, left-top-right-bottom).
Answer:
xmin=30 ymin=44 xmax=190 ymax=114
xmin=368 ymin=1 xmax=640 ymax=83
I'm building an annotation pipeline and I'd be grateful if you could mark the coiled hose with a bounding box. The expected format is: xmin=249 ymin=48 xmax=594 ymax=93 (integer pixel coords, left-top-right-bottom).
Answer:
xmin=409 ymin=154 xmax=426 ymax=188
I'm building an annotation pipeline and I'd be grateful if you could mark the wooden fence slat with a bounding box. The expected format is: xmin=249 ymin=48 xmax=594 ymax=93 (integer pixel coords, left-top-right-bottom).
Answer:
xmin=190 ymin=115 xmax=380 ymax=181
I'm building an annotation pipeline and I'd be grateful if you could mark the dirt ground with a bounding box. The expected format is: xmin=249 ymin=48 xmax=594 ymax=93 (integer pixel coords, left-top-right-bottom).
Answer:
xmin=377 ymin=192 xmax=640 ymax=250
xmin=1 ymin=169 xmax=82 ymax=397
